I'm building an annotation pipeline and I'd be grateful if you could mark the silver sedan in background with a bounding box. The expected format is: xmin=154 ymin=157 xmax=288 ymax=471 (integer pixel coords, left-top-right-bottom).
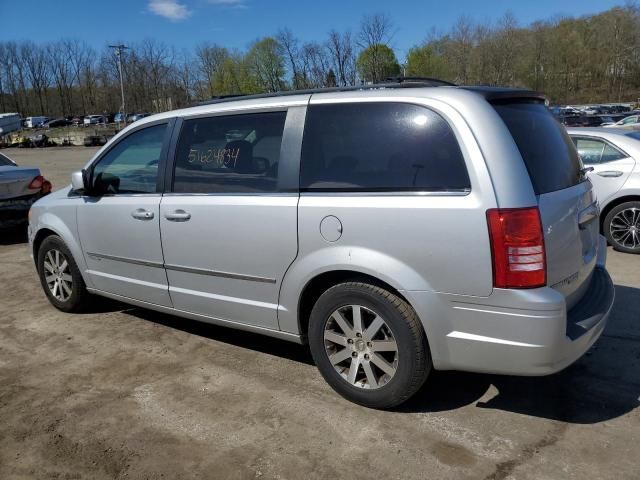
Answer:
xmin=0 ymin=152 xmax=52 ymax=228
xmin=568 ymin=128 xmax=640 ymax=253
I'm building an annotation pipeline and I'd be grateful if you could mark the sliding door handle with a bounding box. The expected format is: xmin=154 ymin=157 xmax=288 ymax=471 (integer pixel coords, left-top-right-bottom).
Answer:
xmin=164 ymin=209 xmax=191 ymax=222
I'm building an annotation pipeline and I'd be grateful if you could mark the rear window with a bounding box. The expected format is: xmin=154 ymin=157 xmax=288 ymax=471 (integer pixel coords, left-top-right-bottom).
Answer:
xmin=300 ymin=103 xmax=470 ymax=192
xmin=493 ymin=101 xmax=583 ymax=194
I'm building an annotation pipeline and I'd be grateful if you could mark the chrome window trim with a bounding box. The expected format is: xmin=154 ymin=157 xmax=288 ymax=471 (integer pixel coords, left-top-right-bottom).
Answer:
xmin=299 ymin=190 xmax=471 ymax=197
xmin=161 ymin=192 xmax=298 ymax=197
xmin=80 ymin=193 xmax=163 ymax=198
xmin=179 ymin=104 xmax=295 ymax=121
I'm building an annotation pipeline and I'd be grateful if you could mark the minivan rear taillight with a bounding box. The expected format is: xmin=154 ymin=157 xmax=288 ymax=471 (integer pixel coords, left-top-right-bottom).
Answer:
xmin=486 ymin=207 xmax=546 ymax=289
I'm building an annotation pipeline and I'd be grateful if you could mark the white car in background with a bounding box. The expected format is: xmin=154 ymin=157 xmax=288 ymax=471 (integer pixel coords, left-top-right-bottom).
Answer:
xmin=603 ymin=115 xmax=640 ymax=129
xmin=83 ymin=115 xmax=105 ymax=126
xmin=568 ymin=128 xmax=640 ymax=253
xmin=24 ymin=116 xmax=48 ymax=128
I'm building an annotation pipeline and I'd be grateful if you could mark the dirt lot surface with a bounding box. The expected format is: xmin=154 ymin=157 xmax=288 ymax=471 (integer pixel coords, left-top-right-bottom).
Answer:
xmin=1 ymin=147 xmax=639 ymax=479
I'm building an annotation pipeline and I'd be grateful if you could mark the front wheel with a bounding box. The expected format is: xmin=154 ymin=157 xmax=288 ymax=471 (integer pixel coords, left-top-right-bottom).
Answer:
xmin=308 ymin=282 xmax=431 ymax=409
xmin=604 ymin=201 xmax=640 ymax=254
xmin=37 ymin=235 xmax=91 ymax=312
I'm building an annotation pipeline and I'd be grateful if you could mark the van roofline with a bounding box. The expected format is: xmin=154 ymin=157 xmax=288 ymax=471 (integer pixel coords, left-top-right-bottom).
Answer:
xmin=128 ymin=81 xmax=546 ymax=131
xmin=195 ymin=81 xmax=545 ymax=107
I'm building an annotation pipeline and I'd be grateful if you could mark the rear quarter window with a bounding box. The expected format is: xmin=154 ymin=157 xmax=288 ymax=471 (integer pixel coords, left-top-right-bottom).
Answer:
xmin=300 ymin=102 xmax=470 ymax=192
xmin=493 ymin=101 xmax=583 ymax=194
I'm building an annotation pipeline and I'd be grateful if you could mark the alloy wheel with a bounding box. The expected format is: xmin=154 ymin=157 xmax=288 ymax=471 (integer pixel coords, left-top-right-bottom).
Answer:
xmin=43 ymin=249 xmax=73 ymax=302
xmin=323 ymin=304 xmax=399 ymax=389
xmin=610 ymin=207 xmax=640 ymax=250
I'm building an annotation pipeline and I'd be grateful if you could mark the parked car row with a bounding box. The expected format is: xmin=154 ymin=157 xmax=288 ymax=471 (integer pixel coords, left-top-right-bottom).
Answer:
xmin=556 ymin=112 xmax=640 ymax=128
xmin=14 ymin=113 xmax=152 ymax=129
xmin=552 ymin=104 xmax=634 ymax=116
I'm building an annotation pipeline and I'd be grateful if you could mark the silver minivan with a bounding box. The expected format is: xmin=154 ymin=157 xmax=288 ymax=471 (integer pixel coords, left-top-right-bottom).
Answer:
xmin=29 ymin=82 xmax=615 ymax=408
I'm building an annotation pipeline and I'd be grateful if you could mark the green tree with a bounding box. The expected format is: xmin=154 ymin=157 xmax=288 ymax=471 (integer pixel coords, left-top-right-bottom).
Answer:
xmin=356 ymin=44 xmax=400 ymax=83
xmin=405 ymin=44 xmax=451 ymax=80
xmin=246 ymin=37 xmax=286 ymax=92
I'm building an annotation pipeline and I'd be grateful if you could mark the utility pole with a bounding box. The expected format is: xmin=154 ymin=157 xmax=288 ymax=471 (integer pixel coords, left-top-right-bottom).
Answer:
xmin=108 ymin=44 xmax=129 ymax=125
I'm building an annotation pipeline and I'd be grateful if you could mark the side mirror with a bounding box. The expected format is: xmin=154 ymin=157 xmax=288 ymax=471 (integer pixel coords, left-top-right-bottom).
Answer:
xmin=71 ymin=170 xmax=87 ymax=193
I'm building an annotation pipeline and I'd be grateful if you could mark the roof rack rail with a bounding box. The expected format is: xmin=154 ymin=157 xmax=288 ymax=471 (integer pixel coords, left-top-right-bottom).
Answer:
xmin=383 ymin=76 xmax=457 ymax=86
xmin=195 ymin=77 xmax=456 ymax=107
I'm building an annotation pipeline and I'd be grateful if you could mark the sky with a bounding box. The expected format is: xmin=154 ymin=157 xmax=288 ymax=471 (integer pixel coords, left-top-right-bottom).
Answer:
xmin=0 ymin=0 xmax=625 ymax=58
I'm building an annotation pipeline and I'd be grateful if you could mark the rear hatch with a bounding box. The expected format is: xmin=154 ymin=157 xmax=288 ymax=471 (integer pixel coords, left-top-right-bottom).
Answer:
xmin=493 ymin=101 xmax=600 ymax=309
xmin=0 ymin=164 xmax=41 ymax=201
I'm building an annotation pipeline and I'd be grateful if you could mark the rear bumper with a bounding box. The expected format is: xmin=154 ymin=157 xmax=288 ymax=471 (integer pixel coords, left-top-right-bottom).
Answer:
xmin=0 ymin=194 xmax=40 ymax=227
xmin=408 ymin=237 xmax=615 ymax=375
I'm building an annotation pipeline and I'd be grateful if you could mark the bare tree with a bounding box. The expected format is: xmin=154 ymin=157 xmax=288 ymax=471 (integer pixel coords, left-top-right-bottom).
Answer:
xmin=326 ymin=30 xmax=357 ymax=86
xmin=175 ymin=49 xmax=196 ymax=105
xmin=21 ymin=42 xmax=51 ymax=115
xmin=299 ymin=42 xmax=331 ymax=88
xmin=48 ymin=41 xmax=76 ymax=116
xmin=358 ymin=13 xmax=394 ymax=49
xmin=277 ymin=28 xmax=302 ymax=89
xmin=66 ymin=40 xmax=96 ymax=114
xmin=447 ymin=16 xmax=475 ymax=84
xmin=357 ymin=13 xmax=396 ymax=82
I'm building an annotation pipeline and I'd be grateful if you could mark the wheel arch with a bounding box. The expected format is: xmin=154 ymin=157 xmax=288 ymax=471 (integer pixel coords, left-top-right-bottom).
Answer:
xmin=32 ymin=227 xmax=58 ymax=265
xmin=296 ymin=269 xmax=420 ymax=344
xmin=31 ymin=213 xmax=92 ymax=288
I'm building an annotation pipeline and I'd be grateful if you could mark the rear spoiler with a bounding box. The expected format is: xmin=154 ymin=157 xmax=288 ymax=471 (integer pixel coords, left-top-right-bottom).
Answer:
xmin=461 ymin=86 xmax=546 ymax=104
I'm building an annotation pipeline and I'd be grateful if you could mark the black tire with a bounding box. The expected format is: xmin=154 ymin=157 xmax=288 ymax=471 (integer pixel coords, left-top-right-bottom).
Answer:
xmin=37 ymin=235 xmax=91 ymax=312
xmin=603 ymin=201 xmax=640 ymax=254
xmin=308 ymin=282 xmax=431 ymax=409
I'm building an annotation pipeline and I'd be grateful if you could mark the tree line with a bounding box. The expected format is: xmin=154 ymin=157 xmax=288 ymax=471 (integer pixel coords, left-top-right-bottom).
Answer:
xmin=1 ymin=4 xmax=639 ymax=119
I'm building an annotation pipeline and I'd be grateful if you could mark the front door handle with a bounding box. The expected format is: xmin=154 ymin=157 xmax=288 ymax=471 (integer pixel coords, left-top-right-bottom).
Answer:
xmin=131 ymin=208 xmax=154 ymax=220
xmin=597 ymin=170 xmax=623 ymax=178
xmin=164 ymin=209 xmax=191 ymax=222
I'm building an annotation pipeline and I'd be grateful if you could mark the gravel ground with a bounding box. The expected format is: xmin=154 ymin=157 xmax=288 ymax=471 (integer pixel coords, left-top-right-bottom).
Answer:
xmin=0 ymin=146 xmax=639 ymax=480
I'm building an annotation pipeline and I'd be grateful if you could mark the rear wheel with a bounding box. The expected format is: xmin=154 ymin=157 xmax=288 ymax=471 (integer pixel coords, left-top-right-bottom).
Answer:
xmin=604 ymin=201 xmax=640 ymax=254
xmin=308 ymin=282 xmax=431 ymax=409
xmin=37 ymin=235 xmax=91 ymax=312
